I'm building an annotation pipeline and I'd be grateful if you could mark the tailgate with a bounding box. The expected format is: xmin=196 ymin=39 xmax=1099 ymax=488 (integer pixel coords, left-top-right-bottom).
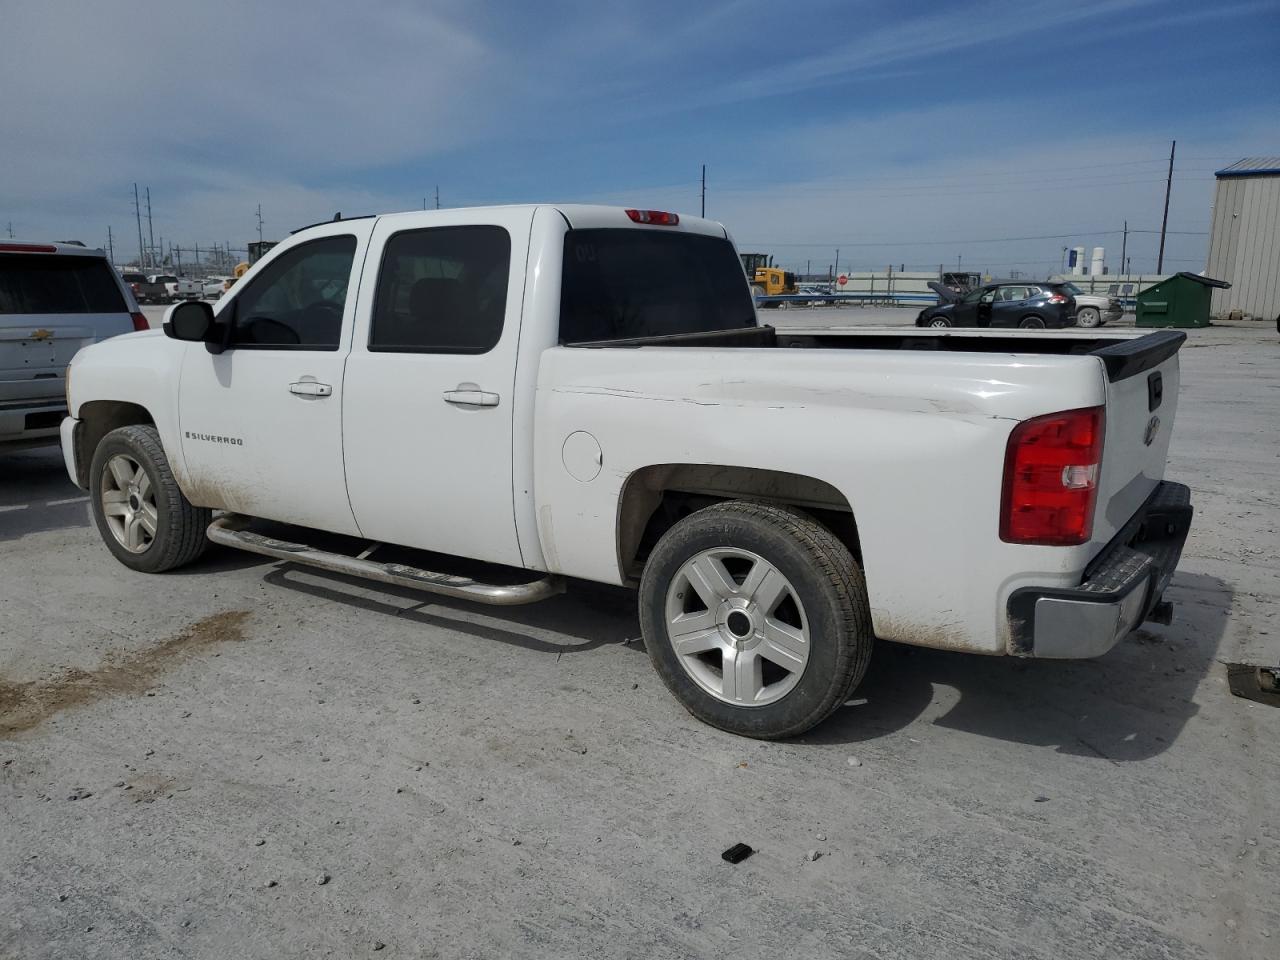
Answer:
xmin=0 ymin=319 xmax=96 ymax=403
xmin=1090 ymin=331 xmax=1184 ymax=546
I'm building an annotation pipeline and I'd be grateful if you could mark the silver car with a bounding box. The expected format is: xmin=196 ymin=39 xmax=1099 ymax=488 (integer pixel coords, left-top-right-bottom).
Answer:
xmin=1 ymin=242 xmax=144 ymax=448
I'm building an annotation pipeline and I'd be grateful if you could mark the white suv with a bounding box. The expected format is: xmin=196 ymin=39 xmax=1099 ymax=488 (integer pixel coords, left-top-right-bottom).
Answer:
xmin=0 ymin=242 xmax=145 ymax=448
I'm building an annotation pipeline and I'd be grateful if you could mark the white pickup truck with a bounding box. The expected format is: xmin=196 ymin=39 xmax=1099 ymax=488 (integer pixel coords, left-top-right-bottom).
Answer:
xmin=60 ymin=205 xmax=1192 ymax=739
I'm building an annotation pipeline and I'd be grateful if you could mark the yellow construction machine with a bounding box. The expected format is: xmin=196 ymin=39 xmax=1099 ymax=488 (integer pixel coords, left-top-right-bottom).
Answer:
xmin=740 ymin=252 xmax=798 ymax=304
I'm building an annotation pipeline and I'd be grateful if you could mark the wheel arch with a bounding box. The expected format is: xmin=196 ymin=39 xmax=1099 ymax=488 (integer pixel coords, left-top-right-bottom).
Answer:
xmin=616 ymin=463 xmax=860 ymax=581
xmin=74 ymin=400 xmax=156 ymax=488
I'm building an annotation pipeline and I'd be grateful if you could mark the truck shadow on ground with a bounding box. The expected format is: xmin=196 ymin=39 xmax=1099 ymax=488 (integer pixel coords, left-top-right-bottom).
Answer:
xmin=252 ymin=553 xmax=1230 ymax=763
xmin=263 ymin=563 xmax=636 ymax=657
xmin=811 ymin=571 xmax=1234 ymax=762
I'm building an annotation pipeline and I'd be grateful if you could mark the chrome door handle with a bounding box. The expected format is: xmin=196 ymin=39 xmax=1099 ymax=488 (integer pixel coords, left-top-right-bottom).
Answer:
xmin=289 ymin=381 xmax=332 ymax=397
xmin=442 ymin=389 xmax=499 ymax=407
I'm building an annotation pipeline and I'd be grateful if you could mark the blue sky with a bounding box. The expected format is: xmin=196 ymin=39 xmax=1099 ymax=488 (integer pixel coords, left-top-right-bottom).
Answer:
xmin=3 ymin=0 xmax=1277 ymax=275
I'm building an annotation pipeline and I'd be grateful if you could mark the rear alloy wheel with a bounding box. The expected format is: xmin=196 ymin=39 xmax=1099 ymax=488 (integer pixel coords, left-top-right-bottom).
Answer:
xmin=1076 ymin=306 xmax=1101 ymax=328
xmin=928 ymin=316 xmax=952 ymax=328
xmin=1018 ymin=315 xmax=1047 ymax=329
xmin=640 ymin=501 xmax=873 ymax=739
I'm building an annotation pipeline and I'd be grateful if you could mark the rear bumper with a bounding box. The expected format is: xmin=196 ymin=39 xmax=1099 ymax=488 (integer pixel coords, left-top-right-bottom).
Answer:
xmin=1007 ymin=481 xmax=1193 ymax=658
xmin=0 ymin=398 xmax=66 ymax=446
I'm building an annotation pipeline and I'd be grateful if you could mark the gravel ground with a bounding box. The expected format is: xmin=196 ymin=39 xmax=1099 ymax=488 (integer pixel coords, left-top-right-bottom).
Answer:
xmin=1 ymin=314 xmax=1276 ymax=959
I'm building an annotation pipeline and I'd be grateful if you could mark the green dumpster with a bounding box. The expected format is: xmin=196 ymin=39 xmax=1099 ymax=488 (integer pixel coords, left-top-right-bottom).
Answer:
xmin=1135 ymin=272 xmax=1231 ymax=328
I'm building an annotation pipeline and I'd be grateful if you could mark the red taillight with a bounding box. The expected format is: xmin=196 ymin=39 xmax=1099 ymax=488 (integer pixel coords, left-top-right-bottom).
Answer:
xmin=1000 ymin=406 xmax=1105 ymax=546
xmin=0 ymin=242 xmax=58 ymax=253
xmin=625 ymin=209 xmax=679 ymax=226
xmin=130 ymin=311 xmax=149 ymax=332
xmin=1047 ymin=293 xmax=1068 ymax=304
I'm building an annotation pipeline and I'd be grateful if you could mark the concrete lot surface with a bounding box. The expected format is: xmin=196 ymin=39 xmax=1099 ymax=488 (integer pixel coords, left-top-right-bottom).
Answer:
xmin=2 ymin=316 xmax=1277 ymax=959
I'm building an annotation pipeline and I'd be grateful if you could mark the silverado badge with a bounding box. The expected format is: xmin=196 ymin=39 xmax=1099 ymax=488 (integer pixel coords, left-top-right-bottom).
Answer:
xmin=30 ymin=329 xmax=53 ymax=341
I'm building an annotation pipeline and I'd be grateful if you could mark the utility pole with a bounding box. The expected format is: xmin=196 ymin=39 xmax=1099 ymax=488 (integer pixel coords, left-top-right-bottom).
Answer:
xmin=5 ymin=221 xmax=12 ymax=238
xmin=256 ymin=204 xmax=264 ymax=246
xmin=145 ymin=188 xmax=155 ymax=269
xmin=700 ymin=164 xmax=706 ymax=218
xmin=957 ymin=253 xmax=962 ymax=271
xmin=1120 ymin=221 xmax=1128 ymax=277
xmin=435 ymin=185 xmax=440 ymax=209
xmin=133 ymin=184 xmax=146 ymax=268
xmin=805 ymin=259 xmax=810 ymax=279
xmin=834 ymin=248 xmax=840 ymax=279
xmin=107 ymin=225 xmax=114 ymax=266
xmin=1157 ymin=139 xmax=1175 ymax=274
xmin=423 ymin=197 xmax=427 ymax=210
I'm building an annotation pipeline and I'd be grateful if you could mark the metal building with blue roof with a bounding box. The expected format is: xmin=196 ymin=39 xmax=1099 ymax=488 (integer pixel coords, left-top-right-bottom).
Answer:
xmin=1206 ymin=158 xmax=1280 ymax=320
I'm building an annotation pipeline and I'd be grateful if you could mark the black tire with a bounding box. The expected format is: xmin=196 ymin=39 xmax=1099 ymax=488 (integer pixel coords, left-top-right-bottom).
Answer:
xmin=1076 ymin=306 xmax=1101 ymax=328
xmin=639 ymin=501 xmax=873 ymax=739
xmin=1018 ymin=315 xmax=1047 ymax=329
xmin=927 ymin=316 xmax=953 ymax=328
xmin=89 ymin=424 xmax=211 ymax=573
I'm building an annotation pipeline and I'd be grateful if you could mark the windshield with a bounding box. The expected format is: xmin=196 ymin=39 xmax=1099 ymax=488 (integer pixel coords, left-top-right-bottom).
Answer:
xmin=559 ymin=229 xmax=755 ymax=344
xmin=1061 ymin=282 xmax=1083 ymax=295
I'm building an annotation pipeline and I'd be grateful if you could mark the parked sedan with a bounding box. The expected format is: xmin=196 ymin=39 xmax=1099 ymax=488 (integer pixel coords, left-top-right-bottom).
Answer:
xmin=916 ymin=281 xmax=1076 ymax=329
xmin=202 ymin=276 xmax=232 ymax=299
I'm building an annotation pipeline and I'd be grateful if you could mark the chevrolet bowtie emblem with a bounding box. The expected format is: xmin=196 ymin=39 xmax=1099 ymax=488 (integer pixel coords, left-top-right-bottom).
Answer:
xmin=30 ymin=329 xmax=53 ymax=341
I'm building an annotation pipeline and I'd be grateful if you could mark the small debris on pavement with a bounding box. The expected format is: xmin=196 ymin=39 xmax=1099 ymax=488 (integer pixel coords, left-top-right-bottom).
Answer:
xmin=804 ymin=850 xmax=822 ymax=862
xmin=816 ymin=834 xmax=827 ymax=842
xmin=264 ymin=880 xmax=277 ymax=888
xmin=721 ymin=843 xmax=754 ymax=864
xmin=253 ymin=838 xmax=265 ymax=846
xmin=846 ymin=757 xmax=861 ymax=767
xmin=373 ymin=942 xmax=386 ymax=951
xmin=316 ymin=873 xmax=331 ymax=885
xmin=1034 ymin=796 xmax=1050 ymax=803
xmin=66 ymin=788 xmax=92 ymax=801
xmin=631 ymin=682 xmax=639 ymax=690
xmin=57 ymin=893 xmax=68 ymax=902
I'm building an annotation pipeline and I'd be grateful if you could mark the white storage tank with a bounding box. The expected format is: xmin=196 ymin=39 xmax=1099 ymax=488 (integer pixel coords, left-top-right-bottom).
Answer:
xmin=1090 ymin=247 xmax=1105 ymax=277
xmin=1071 ymin=246 xmax=1086 ymax=275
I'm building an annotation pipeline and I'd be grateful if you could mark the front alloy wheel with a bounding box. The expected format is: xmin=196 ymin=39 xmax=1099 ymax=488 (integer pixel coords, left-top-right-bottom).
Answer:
xmin=100 ymin=454 xmax=158 ymax=553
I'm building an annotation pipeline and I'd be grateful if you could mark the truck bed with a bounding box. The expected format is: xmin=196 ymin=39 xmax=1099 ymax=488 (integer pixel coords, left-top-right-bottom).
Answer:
xmin=568 ymin=324 xmax=1185 ymax=382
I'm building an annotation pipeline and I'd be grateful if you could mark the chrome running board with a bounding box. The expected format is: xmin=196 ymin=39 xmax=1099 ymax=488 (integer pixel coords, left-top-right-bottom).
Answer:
xmin=207 ymin=514 xmax=565 ymax=606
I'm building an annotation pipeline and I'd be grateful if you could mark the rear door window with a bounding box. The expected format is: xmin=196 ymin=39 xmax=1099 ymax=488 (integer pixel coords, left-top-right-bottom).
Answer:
xmin=559 ymin=229 xmax=755 ymax=343
xmin=369 ymin=226 xmax=511 ymax=354
xmin=0 ymin=254 xmax=127 ymax=314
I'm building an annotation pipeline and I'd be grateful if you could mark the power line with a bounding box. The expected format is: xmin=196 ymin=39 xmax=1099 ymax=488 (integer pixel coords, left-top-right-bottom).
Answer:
xmin=750 ymin=230 xmax=1127 ymax=248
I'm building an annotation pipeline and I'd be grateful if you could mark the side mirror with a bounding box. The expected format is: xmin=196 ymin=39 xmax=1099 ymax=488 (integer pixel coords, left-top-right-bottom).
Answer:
xmin=164 ymin=300 xmax=215 ymax=342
